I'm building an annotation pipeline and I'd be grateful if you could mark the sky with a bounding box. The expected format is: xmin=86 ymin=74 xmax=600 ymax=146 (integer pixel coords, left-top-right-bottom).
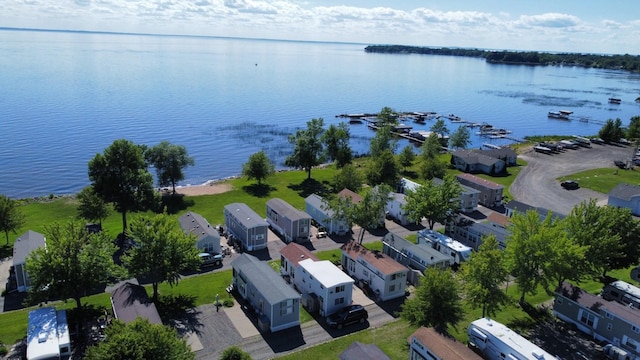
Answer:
xmin=3 ymin=0 xmax=640 ymax=54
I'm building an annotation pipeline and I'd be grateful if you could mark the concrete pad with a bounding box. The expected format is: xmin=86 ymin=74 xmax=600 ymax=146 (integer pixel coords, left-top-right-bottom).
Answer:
xmin=185 ymin=331 xmax=203 ymax=352
xmin=351 ymin=285 xmax=374 ymax=306
xmin=223 ymin=304 xmax=260 ymax=338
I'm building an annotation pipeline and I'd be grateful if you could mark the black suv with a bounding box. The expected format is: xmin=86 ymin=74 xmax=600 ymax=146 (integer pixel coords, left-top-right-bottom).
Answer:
xmin=326 ymin=305 xmax=368 ymax=329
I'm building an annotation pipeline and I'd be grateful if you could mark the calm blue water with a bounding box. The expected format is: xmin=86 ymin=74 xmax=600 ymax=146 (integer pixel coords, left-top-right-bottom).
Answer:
xmin=1 ymin=29 xmax=639 ymax=199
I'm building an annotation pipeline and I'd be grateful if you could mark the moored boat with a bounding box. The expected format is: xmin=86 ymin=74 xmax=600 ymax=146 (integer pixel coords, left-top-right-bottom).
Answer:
xmin=609 ymin=97 xmax=622 ymax=104
xmin=548 ymin=111 xmax=569 ymax=120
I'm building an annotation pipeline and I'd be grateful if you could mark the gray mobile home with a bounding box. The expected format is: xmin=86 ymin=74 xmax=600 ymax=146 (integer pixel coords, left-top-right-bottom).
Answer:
xmin=224 ymin=203 xmax=269 ymax=251
xmin=232 ymin=253 xmax=301 ymax=332
xmin=178 ymin=211 xmax=221 ymax=254
xmin=266 ymin=198 xmax=311 ymax=243
xmin=13 ymin=230 xmax=46 ymax=293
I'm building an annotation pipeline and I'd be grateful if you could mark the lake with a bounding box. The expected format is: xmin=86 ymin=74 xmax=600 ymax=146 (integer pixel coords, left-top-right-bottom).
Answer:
xmin=1 ymin=29 xmax=639 ymax=199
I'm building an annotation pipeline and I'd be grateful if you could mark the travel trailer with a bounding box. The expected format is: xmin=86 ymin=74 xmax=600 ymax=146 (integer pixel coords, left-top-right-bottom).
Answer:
xmin=468 ymin=318 xmax=555 ymax=360
xmin=602 ymin=280 xmax=640 ymax=308
xmin=417 ymin=229 xmax=472 ymax=267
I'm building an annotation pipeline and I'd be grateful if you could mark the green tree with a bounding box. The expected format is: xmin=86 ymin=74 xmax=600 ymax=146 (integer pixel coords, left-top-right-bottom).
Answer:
xmin=601 ymin=206 xmax=640 ymax=273
xmin=0 ymin=194 xmax=25 ymax=244
xmin=420 ymin=133 xmax=447 ymax=180
xmin=219 ymin=346 xmax=252 ymax=360
xmin=448 ymin=125 xmax=472 ymax=150
xmin=543 ymin=225 xmax=587 ymax=292
xmin=285 ymin=118 xmax=325 ymax=179
xmin=403 ymin=177 xmax=462 ymax=230
xmin=376 ymin=106 xmax=398 ymax=126
xmin=398 ymin=145 xmax=416 ymax=171
xmin=322 ymin=122 xmax=352 ymax=168
xmin=88 ymin=139 xmax=157 ymax=235
xmin=365 ymin=149 xmax=400 ymax=187
xmin=26 ymin=220 xmax=121 ymax=310
xmin=76 ymin=186 xmax=111 ymax=226
xmin=400 ymin=267 xmax=464 ymax=333
xmin=351 ymin=185 xmax=391 ymax=243
xmin=85 ymin=318 xmax=194 ymax=360
xmin=145 ymin=141 xmax=195 ymax=194
xmin=242 ymin=151 xmax=275 ymax=185
xmin=461 ymin=235 xmax=510 ymax=318
xmin=333 ymin=164 xmax=362 ymax=193
xmin=430 ymin=118 xmax=450 ymax=139
xmin=123 ymin=213 xmax=201 ymax=301
xmin=369 ymin=124 xmax=398 ymax=158
xmin=628 ymin=116 xmax=640 ymax=139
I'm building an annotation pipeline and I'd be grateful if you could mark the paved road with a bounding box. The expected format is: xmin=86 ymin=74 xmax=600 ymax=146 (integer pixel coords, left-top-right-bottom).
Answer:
xmin=509 ymin=142 xmax=635 ymax=215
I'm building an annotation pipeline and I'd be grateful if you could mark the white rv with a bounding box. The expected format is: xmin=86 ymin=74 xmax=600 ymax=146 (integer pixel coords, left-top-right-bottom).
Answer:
xmin=601 ymin=280 xmax=640 ymax=308
xmin=468 ymin=318 xmax=555 ymax=360
xmin=417 ymin=229 xmax=472 ymax=267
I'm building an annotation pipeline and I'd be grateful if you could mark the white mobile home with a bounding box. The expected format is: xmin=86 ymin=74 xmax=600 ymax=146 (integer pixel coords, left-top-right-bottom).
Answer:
xmin=305 ymin=194 xmax=349 ymax=236
xmin=27 ymin=307 xmax=71 ymax=360
xmin=468 ymin=318 xmax=555 ymax=360
xmin=266 ymin=198 xmax=311 ymax=243
xmin=13 ymin=230 xmax=46 ymax=292
xmin=224 ymin=203 xmax=269 ymax=251
xmin=178 ymin=211 xmax=221 ymax=254
xmin=297 ymin=259 xmax=354 ymax=316
xmin=385 ymin=192 xmax=411 ymax=225
xmin=417 ymin=229 xmax=472 ymax=267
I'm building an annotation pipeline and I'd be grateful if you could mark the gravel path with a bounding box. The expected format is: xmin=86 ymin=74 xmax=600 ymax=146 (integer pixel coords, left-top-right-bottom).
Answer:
xmin=509 ymin=143 xmax=634 ymax=215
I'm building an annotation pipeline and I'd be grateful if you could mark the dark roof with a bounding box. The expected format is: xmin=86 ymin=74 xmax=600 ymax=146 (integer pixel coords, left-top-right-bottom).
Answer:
xmin=432 ymin=177 xmax=480 ymax=195
xmin=266 ymin=198 xmax=311 ymax=221
xmin=409 ymin=327 xmax=482 ymax=360
xmin=483 ymin=147 xmax=517 ymax=159
xmin=13 ymin=230 xmax=45 ymax=265
xmin=557 ymin=282 xmax=640 ymax=326
xmin=280 ymin=242 xmax=319 ymax=267
xmin=339 ymin=341 xmax=391 ymax=360
xmin=505 ymin=200 xmax=535 ymax=213
xmin=178 ymin=211 xmax=220 ymax=242
xmin=341 ymin=241 xmax=407 ymax=275
xmin=232 ymin=254 xmax=300 ymax=304
xmin=111 ymin=282 xmax=162 ymax=325
xmin=609 ymin=183 xmax=640 ymax=201
xmin=451 ymin=149 xmax=502 ymax=167
xmin=456 ymin=173 xmax=504 ymax=190
xmin=224 ymin=203 xmax=268 ymax=228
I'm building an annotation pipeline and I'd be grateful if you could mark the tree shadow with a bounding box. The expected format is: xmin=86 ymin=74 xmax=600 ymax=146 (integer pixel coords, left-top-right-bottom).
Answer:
xmin=156 ymin=294 xmax=203 ymax=336
xmin=0 ymin=244 xmax=13 ymax=260
xmin=242 ymin=183 xmax=277 ymax=198
xmin=287 ymin=178 xmax=331 ymax=198
xmin=160 ymin=193 xmax=194 ymax=214
xmin=401 ymin=170 xmax=419 ymax=179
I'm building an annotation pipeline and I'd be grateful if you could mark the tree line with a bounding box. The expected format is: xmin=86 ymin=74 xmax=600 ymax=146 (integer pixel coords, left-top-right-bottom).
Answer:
xmin=365 ymin=45 xmax=640 ymax=72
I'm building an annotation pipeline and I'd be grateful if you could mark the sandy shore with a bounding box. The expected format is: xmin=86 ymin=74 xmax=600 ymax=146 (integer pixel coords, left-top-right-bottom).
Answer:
xmin=173 ymin=182 xmax=234 ymax=196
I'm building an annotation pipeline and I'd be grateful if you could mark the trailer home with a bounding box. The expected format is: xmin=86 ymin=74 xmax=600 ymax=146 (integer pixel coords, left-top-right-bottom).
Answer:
xmin=468 ymin=318 xmax=555 ymax=360
xmin=266 ymin=198 xmax=311 ymax=243
xmin=417 ymin=229 xmax=472 ymax=267
xmin=224 ymin=203 xmax=269 ymax=251
xmin=27 ymin=307 xmax=71 ymax=360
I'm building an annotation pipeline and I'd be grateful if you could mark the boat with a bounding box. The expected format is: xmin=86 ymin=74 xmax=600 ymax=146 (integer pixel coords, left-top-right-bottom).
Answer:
xmin=609 ymin=97 xmax=622 ymax=104
xmin=559 ymin=110 xmax=573 ymax=116
xmin=534 ymin=145 xmax=552 ymax=154
xmin=548 ymin=111 xmax=569 ymax=120
xmin=349 ymin=117 xmax=364 ymax=124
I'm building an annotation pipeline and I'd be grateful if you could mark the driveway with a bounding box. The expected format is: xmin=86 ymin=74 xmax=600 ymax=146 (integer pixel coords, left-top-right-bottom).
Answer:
xmin=509 ymin=143 xmax=634 ymax=215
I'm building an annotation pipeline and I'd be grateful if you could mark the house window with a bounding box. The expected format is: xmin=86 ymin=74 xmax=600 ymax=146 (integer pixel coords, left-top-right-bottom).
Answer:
xmin=605 ymin=311 xmax=613 ymax=320
xmin=363 ymin=269 xmax=369 ymax=277
xmin=335 ymin=297 xmax=345 ymax=305
xmin=391 ymin=274 xmax=397 ymax=280
xmin=633 ymin=325 xmax=640 ymax=334
xmin=280 ymin=299 xmax=294 ymax=315
xmin=579 ymin=311 xmax=596 ymax=327
xmin=335 ymin=285 xmax=345 ymax=293
xmin=556 ymin=298 xmax=563 ymax=304
xmin=389 ymin=284 xmax=396 ymax=292
xmin=625 ymin=337 xmax=639 ymax=351
xmin=608 ymin=323 xmax=613 ymax=331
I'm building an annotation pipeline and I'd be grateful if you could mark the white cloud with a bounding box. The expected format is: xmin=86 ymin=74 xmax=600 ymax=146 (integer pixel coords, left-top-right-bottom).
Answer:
xmin=518 ymin=13 xmax=580 ymax=28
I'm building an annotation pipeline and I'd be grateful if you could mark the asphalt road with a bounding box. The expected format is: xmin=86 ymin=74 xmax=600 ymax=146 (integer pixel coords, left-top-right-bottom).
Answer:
xmin=509 ymin=142 xmax=636 ymax=215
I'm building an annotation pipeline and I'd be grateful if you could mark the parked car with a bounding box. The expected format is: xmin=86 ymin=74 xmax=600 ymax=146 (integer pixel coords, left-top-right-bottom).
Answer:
xmin=590 ymin=137 xmax=605 ymax=145
xmin=614 ymin=160 xmax=627 ymax=169
xmin=199 ymin=252 xmax=223 ymax=267
xmin=316 ymin=231 xmax=328 ymax=238
xmin=326 ymin=304 xmax=368 ymax=329
xmin=561 ymin=180 xmax=579 ymax=190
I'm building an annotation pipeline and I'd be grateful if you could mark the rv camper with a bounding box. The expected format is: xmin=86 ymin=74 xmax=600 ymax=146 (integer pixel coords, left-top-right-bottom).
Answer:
xmin=467 ymin=318 xmax=555 ymax=360
xmin=417 ymin=229 xmax=472 ymax=267
xmin=601 ymin=280 xmax=640 ymax=308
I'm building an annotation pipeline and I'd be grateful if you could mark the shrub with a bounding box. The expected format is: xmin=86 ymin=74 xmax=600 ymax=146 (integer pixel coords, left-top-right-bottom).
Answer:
xmin=223 ymin=299 xmax=234 ymax=307
xmin=0 ymin=345 xmax=8 ymax=356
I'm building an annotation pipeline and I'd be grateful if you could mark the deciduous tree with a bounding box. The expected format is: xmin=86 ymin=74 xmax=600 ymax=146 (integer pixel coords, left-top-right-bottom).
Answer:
xmin=430 ymin=118 xmax=449 ymax=139
xmin=76 ymin=186 xmax=110 ymax=226
xmin=242 ymin=151 xmax=275 ymax=185
xmin=369 ymin=124 xmax=398 ymax=158
xmin=333 ymin=164 xmax=362 ymax=193
xmin=401 ymin=267 xmax=463 ymax=333
xmin=449 ymin=125 xmax=472 ymax=150
xmin=26 ymin=220 xmax=122 ymax=310
xmin=398 ymin=145 xmax=416 ymax=171
xmin=322 ymin=122 xmax=352 ymax=168
xmin=123 ymin=213 xmax=201 ymax=301
xmin=88 ymin=139 xmax=157 ymax=235
xmin=145 ymin=141 xmax=195 ymax=194
xmin=285 ymin=118 xmax=325 ymax=179
xmin=351 ymin=185 xmax=391 ymax=243
xmin=420 ymin=133 xmax=446 ymax=180
xmin=627 ymin=116 xmax=640 ymax=140
xmin=85 ymin=318 xmax=194 ymax=360
xmin=461 ymin=235 xmax=510 ymax=318
xmin=365 ymin=149 xmax=400 ymax=187
xmin=403 ymin=177 xmax=462 ymax=229
xmin=0 ymin=194 xmax=25 ymax=245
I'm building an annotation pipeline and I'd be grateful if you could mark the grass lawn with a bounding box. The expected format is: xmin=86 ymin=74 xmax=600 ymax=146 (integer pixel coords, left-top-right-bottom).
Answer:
xmin=558 ymin=167 xmax=639 ymax=194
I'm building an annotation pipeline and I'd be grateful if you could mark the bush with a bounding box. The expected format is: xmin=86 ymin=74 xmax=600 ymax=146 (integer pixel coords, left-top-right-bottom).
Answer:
xmin=0 ymin=345 xmax=8 ymax=356
xmin=220 ymin=346 xmax=251 ymax=360
xmin=223 ymin=299 xmax=234 ymax=307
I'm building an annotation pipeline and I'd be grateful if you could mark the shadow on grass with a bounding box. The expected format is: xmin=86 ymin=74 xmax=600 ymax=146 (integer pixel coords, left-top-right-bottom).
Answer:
xmin=242 ymin=183 xmax=277 ymax=198
xmin=401 ymin=170 xmax=419 ymax=179
xmin=156 ymin=294 xmax=203 ymax=337
xmin=161 ymin=193 xmax=194 ymax=214
xmin=0 ymin=244 xmax=13 ymax=260
xmin=287 ymin=178 xmax=331 ymax=199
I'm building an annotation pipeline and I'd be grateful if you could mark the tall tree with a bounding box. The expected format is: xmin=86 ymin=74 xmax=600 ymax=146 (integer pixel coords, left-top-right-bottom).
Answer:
xmin=376 ymin=106 xmax=398 ymax=126
xmin=145 ymin=141 xmax=195 ymax=194
xmin=449 ymin=125 xmax=472 ymax=150
xmin=76 ymin=186 xmax=111 ymax=226
xmin=242 ymin=150 xmax=275 ymax=185
xmin=322 ymin=122 xmax=352 ymax=168
xmin=0 ymin=194 xmax=25 ymax=244
xmin=543 ymin=225 xmax=587 ymax=292
xmin=365 ymin=149 xmax=400 ymax=187
xmin=627 ymin=116 xmax=640 ymax=140
xmin=26 ymin=220 xmax=121 ymax=310
xmin=400 ymin=267 xmax=464 ymax=333
xmin=88 ymin=139 xmax=157 ymax=235
xmin=123 ymin=213 xmax=201 ymax=301
xmin=403 ymin=177 xmax=462 ymax=229
xmin=430 ymin=118 xmax=450 ymax=139
xmin=600 ymin=206 xmax=640 ymax=273
xmin=85 ymin=318 xmax=194 ymax=360
xmin=420 ymin=133 xmax=447 ymax=180
xmin=333 ymin=164 xmax=362 ymax=193
xmin=285 ymin=118 xmax=325 ymax=179
xmin=351 ymin=185 xmax=391 ymax=243
xmin=461 ymin=235 xmax=510 ymax=318
xmin=369 ymin=124 xmax=398 ymax=158
xmin=398 ymin=145 xmax=416 ymax=171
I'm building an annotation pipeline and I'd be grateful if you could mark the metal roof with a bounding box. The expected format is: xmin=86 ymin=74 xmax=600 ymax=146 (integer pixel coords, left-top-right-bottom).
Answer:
xmin=224 ymin=203 xmax=268 ymax=228
xmin=232 ymin=254 xmax=300 ymax=305
xmin=13 ymin=230 xmax=45 ymax=265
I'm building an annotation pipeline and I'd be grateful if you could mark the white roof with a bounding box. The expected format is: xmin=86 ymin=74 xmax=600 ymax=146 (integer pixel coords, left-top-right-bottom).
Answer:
xmin=610 ymin=280 xmax=640 ymax=299
xmin=418 ymin=230 xmax=472 ymax=254
xmin=299 ymin=259 xmax=354 ymax=288
xmin=27 ymin=307 xmax=70 ymax=360
xmin=469 ymin=318 xmax=554 ymax=359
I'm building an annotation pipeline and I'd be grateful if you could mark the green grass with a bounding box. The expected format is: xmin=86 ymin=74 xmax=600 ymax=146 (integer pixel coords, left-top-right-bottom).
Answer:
xmin=558 ymin=167 xmax=640 ymax=194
